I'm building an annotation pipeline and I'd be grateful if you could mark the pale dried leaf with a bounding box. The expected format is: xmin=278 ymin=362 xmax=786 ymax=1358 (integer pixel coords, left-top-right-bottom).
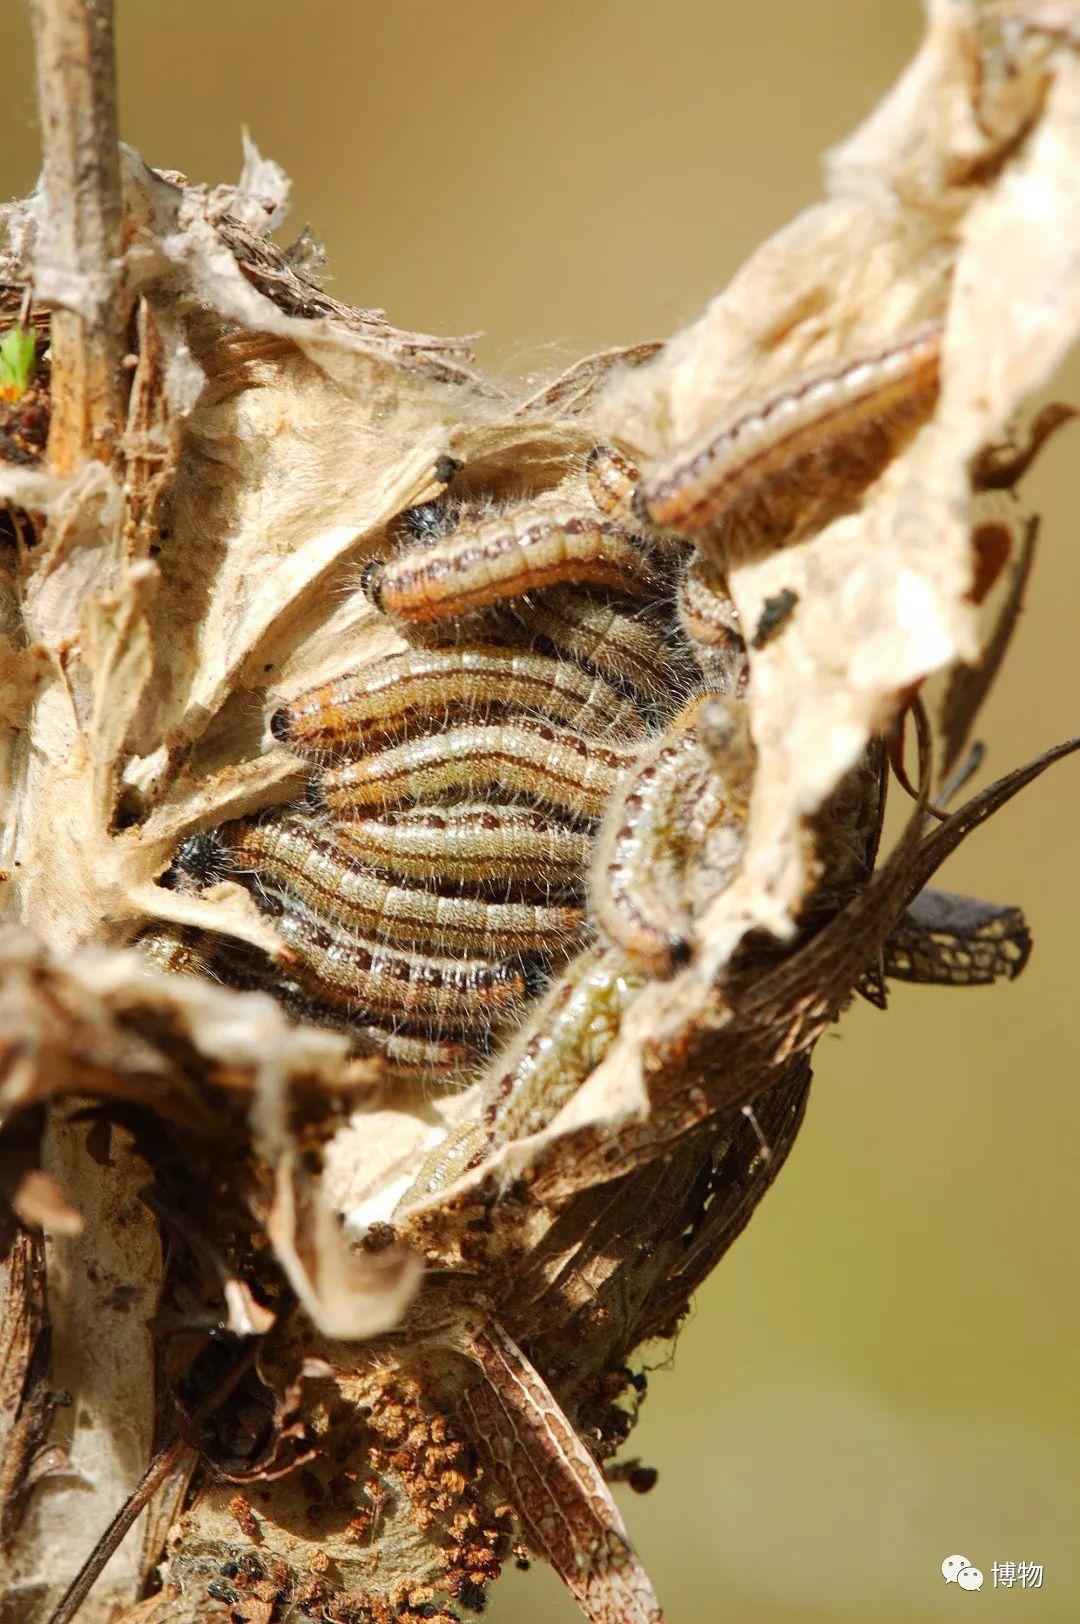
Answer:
xmin=463 ymin=1322 xmax=664 ymax=1624
xmin=265 ymin=1156 xmax=422 ymax=1340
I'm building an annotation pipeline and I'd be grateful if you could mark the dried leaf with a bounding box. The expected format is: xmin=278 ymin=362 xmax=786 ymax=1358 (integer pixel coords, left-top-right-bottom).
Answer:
xmin=939 ymin=513 xmax=1037 ymax=777
xmin=463 ymin=1322 xmax=664 ymax=1624
xmin=881 ymin=886 xmax=1032 ymax=985
xmin=265 ymin=1156 xmax=421 ymax=1340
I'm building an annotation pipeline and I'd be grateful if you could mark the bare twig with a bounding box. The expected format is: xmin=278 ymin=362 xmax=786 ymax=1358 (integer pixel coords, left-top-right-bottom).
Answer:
xmin=0 ymin=1229 xmax=48 ymax=1551
xmin=44 ymin=1438 xmax=192 ymax=1624
xmin=44 ymin=1346 xmax=259 ymax=1624
xmin=30 ymin=0 xmax=125 ymax=473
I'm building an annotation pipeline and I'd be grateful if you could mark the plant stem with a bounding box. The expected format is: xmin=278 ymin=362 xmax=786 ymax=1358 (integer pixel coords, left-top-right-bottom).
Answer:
xmin=30 ymin=0 xmax=125 ymax=474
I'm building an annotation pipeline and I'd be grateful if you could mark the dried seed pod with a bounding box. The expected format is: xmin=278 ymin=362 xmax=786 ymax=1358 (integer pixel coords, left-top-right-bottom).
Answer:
xmin=365 ymin=500 xmax=663 ymax=622
xmin=312 ymin=719 xmax=639 ymax=821
xmin=272 ymin=645 xmax=644 ymax=757
xmin=332 ymin=805 xmax=592 ymax=894
xmin=222 ymin=815 xmax=584 ymax=956
xmin=635 ymin=324 xmax=942 ymax=534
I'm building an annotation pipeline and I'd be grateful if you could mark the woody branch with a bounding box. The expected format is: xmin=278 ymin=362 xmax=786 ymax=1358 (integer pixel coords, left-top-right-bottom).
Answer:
xmin=30 ymin=0 xmax=125 ymax=476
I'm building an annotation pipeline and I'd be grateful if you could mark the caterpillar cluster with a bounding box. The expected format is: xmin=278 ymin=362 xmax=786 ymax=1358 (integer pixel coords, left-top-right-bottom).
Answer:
xmin=150 ymin=459 xmax=710 ymax=1086
xmin=146 ymin=325 xmax=940 ymax=1113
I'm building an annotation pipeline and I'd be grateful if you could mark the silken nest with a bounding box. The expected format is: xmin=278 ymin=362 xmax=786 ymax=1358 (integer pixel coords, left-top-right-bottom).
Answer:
xmin=2 ymin=3 xmax=1080 ymax=1622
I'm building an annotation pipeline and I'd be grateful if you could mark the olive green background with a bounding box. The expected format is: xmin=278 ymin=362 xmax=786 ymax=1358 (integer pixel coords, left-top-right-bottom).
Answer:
xmin=3 ymin=3 xmax=1078 ymax=1619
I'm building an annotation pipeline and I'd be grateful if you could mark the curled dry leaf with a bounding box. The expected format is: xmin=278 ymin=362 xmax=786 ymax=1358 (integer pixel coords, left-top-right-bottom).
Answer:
xmin=1 ymin=3 xmax=1079 ymax=1620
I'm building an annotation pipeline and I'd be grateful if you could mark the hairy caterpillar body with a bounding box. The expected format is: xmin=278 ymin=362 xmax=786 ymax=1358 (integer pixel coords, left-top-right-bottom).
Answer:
xmin=634 ymin=325 xmax=941 ymax=535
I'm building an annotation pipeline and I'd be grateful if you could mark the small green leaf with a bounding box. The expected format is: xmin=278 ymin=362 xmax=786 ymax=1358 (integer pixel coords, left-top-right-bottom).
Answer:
xmin=0 ymin=326 xmax=37 ymax=402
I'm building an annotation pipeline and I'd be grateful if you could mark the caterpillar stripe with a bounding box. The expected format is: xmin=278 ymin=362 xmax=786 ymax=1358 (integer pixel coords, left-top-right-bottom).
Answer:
xmin=396 ymin=943 xmax=648 ymax=1207
xmin=180 ymin=930 xmax=486 ymax=1080
xmin=513 ymin=589 xmax=676 ymax=703
xmin=271 ymin=645 xmax=643 ymax=757
xmin=332 ymin=805 xmax=592 ymax=893
xmin=312 ymin=719 xmax=639 ymax=821
xmin=591 ymin=694 xmax=753 ymax=975
xmin=272 ymin=905 xmax=527 ymax=1033
xmin=140 ymin=924 xmax=483 ymax=1081
xmin=676 ymin=557 xmax=748 ymax=695
xmin=366 ymin=502 xmax=662 ymax=622
xmin=480 ymin=944 xmax=647 ymax=1145
xmin=585 ymin=445 xmax=640 ymax=517
xmin=137 ymin=924 xmax=220 ymax=980
xmin=266 ymin=987 xmax=480 ymax=1081
xmin=635 ymin=325 xmax=942 ymax=533
xmin=224 ymin=816 xmax=583 ymax=956
xmin=350 ymin=1026 xmax=478 ymax=1082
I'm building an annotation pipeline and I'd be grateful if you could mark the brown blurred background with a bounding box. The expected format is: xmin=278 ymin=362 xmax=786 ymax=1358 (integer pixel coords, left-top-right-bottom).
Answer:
xmin=3 ymin=2 xmax=1078 ymax=1618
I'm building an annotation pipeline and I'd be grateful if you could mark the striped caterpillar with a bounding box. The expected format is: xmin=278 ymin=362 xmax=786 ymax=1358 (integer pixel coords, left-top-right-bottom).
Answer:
xmin=204 ymin=815 xmax=584 ymax=957
xmin=156 ymin=528 xmax=693 ymax=1080
xmin=363 ymin=496 xmax=663 ymax=624
xmin=149 ymin=323 xmax=943 ymax=1107
xmin=589 ymin=696 xmax=753 ymax=977
xmin=272 ymin=646 xmax=645 ymax=754
xmin=311 ymin=720 xmax=642 ymax=822
xmin=633 ymin=325 xmax=942 ymax=543
xmin=330 ymin=805 xmax=593 ymax=894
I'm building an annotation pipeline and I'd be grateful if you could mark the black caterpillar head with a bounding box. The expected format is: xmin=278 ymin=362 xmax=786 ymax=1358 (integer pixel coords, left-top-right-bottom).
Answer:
xmin=160 ymin=829 xmax=232 ymax=891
